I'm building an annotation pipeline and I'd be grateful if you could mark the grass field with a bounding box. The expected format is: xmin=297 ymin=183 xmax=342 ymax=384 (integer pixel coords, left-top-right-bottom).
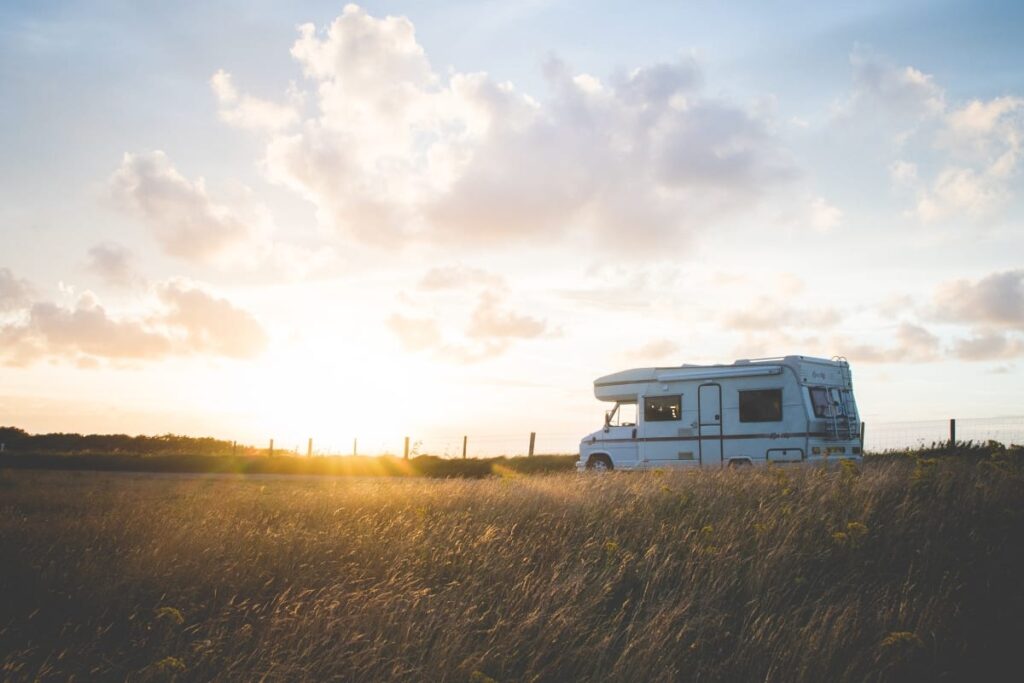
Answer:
xmin=1 ymin=452 xmax=1022 ymax=681
xmin=0 ymin=451 xmax=578 ymax=478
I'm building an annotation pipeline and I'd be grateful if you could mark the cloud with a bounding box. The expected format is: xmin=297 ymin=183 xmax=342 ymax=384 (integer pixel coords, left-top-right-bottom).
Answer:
xmin=944 ymin=96 xmax=1024 ymax=151
xmin=219 ymin=4 xmax=796 ymax=252
xmin=110 ymin=151 xmax=270 ymax=264
xmin=626 ymin=338 xmax=680 ymax=361
xmin=466 ymin=291 xmax=547 ymax=339
xmin=0 ymin=267 xmax=33 ymax=312
xmin=417 ymin=265 xmax=505 ymax=291
xmin=558 ymin=264 xmax=683 ymax=311
xmin=933 ymin=270 xmax=1024 ymax=329
xmin=86 ymin=242 xmax=143 ymax=288
xmin=843 ymin=46 xmax=945 ymax=121
xmin=912 ymin=96 xmax=1024 ymax=222
xmin=0 ymin=273 xmax=268 ymax=366
xmin=721 ymin=299 xmax=840 ymax=332
xmin=210 ymin=70 xmax=299 ymax=131
xmin=850 ymin=49 xmax=1024 ymax=224
xmin=889 ymin=160 xmax=918 ymax=186
xmin=157 ymin=280 xmax=269 ymax=358
xmin=951 ymin=330 xmax=1024 ymax=361
xmin=914 ymin=165 xmax=1012 ymax=223
xmin=807 ymin=196 xmax=842 ymax=232
xmin=387 ymin=289 xmax=549 ymax=362
xmin=839 ymin=322 xmax=941 ymax=363
xmin=718 ymin=270 xmax=1024 ymax=367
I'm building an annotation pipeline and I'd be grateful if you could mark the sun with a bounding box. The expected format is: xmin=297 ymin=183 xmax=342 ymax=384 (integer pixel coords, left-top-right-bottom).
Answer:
xmin=214 ymin=338 xmax=459 ymax=455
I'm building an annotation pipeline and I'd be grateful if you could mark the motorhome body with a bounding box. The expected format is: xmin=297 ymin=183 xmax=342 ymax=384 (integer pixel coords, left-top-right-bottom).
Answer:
xmin=577 ymin=356 xmax=862 ymax=470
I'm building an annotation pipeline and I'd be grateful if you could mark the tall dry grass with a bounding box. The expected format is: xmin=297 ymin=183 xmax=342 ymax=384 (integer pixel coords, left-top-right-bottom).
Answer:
xmin=1 ymin=454 xmax=1022 ymax=681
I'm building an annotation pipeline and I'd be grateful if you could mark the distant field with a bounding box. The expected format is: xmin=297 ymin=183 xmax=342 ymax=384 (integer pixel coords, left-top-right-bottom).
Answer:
xmin=1 ymin=452 xmax=1022 ymax=681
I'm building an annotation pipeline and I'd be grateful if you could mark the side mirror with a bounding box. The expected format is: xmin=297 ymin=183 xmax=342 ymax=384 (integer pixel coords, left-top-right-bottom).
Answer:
xmin=604 ymin=410 xmax=611 ymax=432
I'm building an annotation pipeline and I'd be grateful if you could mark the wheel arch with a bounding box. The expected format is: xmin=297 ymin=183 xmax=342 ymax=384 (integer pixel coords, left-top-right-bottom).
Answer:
xmin=585 ymin=452 xmax=614 ymax=469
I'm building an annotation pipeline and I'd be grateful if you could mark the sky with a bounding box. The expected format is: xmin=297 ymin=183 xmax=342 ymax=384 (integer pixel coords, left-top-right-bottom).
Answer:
xmin=1 ymin=0 xmax=1023 ymax=454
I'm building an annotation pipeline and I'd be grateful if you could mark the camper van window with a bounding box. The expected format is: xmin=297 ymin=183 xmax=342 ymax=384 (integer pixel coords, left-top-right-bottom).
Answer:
xmin=739 ymin=389 xmax=782 ymax=422
xmin=644 ymin=395 xmax=681 ymax=422
xmin=809 ymin=387 xmax=831 ymax=418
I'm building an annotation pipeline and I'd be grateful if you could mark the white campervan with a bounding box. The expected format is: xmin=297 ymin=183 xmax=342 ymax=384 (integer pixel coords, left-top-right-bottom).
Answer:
xmin=577 ymin=356 xmax=862 ymax=470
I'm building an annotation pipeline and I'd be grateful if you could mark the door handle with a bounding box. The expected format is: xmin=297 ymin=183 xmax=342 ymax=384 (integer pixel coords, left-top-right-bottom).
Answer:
xmin=632 ymin=428 xmax=637 ymax=439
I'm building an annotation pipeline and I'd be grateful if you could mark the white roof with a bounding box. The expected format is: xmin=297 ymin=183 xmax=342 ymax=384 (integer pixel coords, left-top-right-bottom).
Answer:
xmin=593 ymin=355 xmax=850 ymax=401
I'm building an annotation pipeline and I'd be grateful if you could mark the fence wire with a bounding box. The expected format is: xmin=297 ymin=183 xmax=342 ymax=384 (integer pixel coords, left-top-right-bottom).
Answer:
xmin=864 ymin=416 xmax=1024 ymax=452
xmin=293 ymin=416 xmax=1024 ymax=458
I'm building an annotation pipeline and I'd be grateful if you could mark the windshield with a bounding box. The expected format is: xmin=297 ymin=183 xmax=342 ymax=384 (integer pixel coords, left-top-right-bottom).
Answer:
xmin=606 ymin=401 xmax=637 ymax=427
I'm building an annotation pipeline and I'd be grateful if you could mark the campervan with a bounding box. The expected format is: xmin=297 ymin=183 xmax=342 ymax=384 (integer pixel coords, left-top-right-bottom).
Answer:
xmin=577 ymin=356 xmax=862 ymax=470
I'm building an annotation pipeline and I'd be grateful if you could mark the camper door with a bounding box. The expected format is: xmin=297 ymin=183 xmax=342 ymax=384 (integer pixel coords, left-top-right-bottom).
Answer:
xmin=698 ymin=383 xmax=723 ymax=467
xmin=640 ymin=393 xmax=697 ymax=466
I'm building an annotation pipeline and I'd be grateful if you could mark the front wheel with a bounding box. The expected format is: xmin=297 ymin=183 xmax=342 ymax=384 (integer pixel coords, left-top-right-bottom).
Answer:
xmin=586 ymin=454 xmax=613 ymax=471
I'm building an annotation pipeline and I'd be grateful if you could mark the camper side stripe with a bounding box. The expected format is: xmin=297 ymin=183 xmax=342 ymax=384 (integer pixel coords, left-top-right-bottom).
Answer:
xmin=590 ymin=431 xmax=830 ymax=444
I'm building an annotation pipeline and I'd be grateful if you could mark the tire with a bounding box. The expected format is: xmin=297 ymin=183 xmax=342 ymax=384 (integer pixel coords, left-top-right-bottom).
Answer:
xmin=586 ymin=454 xmax=613 ymax=471
xmin=727 ymin=459 xmax=752 ymax=469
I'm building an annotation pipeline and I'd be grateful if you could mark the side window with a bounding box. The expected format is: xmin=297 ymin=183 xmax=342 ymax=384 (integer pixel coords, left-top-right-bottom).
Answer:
xmin=644 ymin=395 xmax=681 ymax=422
xmin=809 ymin=387 xmax=831 ymax=418
xmin=739 ymin=389 xmax=782 ymax=422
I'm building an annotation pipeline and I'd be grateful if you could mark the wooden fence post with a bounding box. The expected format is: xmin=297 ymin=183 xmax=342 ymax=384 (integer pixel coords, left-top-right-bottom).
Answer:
xmin=462 ymin=435 xmax=467 ymax=459
xmin=307 ymin=438 xmax=313 ymax=457
xmin=404 ymin=436 xmax=410 ymax=460
xmin=949 ymin=418 xmax=956 ymax=447
xmin=269 ymin=439 xmax=274 ymax=457
xmin=528 ymin=432 xmax=536 ymax=457
xmin=353 ymin=438 xmax=358 ymax=456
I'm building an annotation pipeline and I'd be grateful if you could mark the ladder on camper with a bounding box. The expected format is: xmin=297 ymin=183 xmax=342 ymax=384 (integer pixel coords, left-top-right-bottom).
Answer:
xmin=828 ymin=357 xmax=860 ymax=440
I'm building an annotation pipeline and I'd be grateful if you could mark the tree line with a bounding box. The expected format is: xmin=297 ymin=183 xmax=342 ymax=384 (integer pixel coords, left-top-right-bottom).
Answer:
xmin=0 ymin=426 xmax=251 ymax=457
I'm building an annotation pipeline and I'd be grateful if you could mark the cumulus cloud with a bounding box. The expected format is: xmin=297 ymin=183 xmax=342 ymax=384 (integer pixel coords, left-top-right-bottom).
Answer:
xmin=0 ymin=273 xmax=268 ymax=366
xmin=944 ymin=96 xmax=1024 ymax=152
xmin=210 ymin=70 xmax=299 ymax=131
xmin=218 ymin=4 xmax=796 ymax=252
xmin=0 ymin=267 xmax=33 ymax=312
xmin=843 ymin=46 xmax=945 ymax=121
xmin=466 ymin=291 xmax=547 ymax=339
xmin=951 ymin=330 xmax=1024 ymax=361
xmin=157 ymin=280 xmax=269 ymax=358
xmin=914 ymin=164 xmax=1012 ymax=223
xmin=12 ymin=292 xmax=172 ymax=361
xmin=726 ymin=270 xmax=1024 ymax=364
xmin=913 ymin=96 xmax=1024 ymax=222
xmin=86 ymin=242 xmax=143 ymax=288
xmin=850 ymin=49 xmax=1024 ymax=224
xmin=110 ymin=150 xmax=271 ymax=264
xmin=840 ymin=322 xmax=941 ymax=363
xmin=933 ymin=270 xmax=1024 ymax=329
